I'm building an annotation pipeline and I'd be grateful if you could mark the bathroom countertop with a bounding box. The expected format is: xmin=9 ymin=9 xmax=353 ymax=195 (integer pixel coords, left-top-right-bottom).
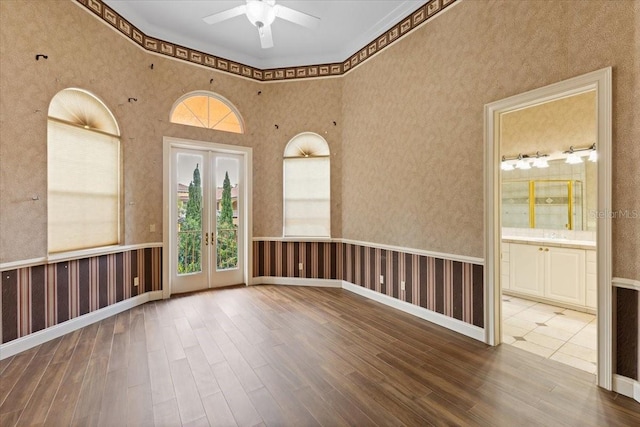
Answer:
xmin=502 ymin=236 xmax=596 ymax=250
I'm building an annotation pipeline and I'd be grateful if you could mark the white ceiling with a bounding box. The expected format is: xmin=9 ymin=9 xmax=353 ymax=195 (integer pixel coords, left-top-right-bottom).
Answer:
xmin=101 ymin=0 xmax=428 ymax=69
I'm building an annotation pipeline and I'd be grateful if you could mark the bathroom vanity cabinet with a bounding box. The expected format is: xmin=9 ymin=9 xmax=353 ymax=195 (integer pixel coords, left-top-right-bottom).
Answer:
xmin=501 ymin=239 xmax=596 ymax=312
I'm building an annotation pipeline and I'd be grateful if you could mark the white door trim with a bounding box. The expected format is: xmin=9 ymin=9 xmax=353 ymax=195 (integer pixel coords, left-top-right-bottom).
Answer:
xmin=162 ymin=136 xmax=253 ymax=299
xmin=483 ymin=67 xmax=613 ymax=390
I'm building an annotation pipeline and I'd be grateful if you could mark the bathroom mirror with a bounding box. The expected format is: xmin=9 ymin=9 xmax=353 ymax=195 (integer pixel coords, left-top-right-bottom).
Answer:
xmin=499 ymin=90 xmax=597 ymax=232
xmin=501 ymin=158 xmax=597 ymax=231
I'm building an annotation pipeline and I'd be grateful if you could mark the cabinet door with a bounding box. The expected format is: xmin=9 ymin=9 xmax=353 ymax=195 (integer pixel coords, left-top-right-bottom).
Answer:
xmin=501 ymin=243 xmax=510 ymax=290
xmin=585 ymin=250 xmax=597 ymax=309
xmin=546 ymin=247 xmax=586 ymax=306
xmin=509 ymin=243 xmax=545 ymax=297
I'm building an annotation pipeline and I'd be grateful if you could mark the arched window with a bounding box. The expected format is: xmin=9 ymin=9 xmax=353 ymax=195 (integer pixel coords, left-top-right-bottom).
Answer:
xmin=170 ymin=91 xmax=244 ymax=134
xmin=283 ymin=132 xmax=330 ymax=237
xmin=48 ymin=88 xmax=121 ymax=253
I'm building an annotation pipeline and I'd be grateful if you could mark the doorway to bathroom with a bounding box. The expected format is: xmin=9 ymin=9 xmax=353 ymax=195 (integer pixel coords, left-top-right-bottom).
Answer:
xmin=484 ymin=68 xmax=613 ymax=389
xmin=499 ymin=90 xmax=598 ymax=375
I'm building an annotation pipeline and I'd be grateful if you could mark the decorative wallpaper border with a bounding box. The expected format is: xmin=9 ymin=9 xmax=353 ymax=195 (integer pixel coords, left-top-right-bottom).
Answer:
xmin=1 ymin=247 xmax=162 ymax=344
xmin=253 ymin=240 xmax=484 ymax=328
xmin=74 ymin=0 xmax=458 ymax=82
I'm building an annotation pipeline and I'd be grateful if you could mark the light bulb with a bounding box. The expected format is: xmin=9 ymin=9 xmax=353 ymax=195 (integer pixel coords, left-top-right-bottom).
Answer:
xmin=501 ymin=162 xmax=514 ymax=171
xmin=588 ymin=150 xmax=598 ymax=162
xmin=533 ymin=158 xmax=549 ymax=168
xmin=566 ymin=153 xmax=583 ymax=164
xmin=516 ymin=159 xmax=531 ymax=170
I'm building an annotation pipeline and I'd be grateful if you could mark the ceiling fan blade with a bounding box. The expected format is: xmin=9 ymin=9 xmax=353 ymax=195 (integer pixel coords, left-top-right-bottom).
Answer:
xmin=202 ymin=5 xmax=246 ymax=25
xmin=259 ymin=24 xmax=274 ymax=49
xmin=274 ymin=5 xmax=320 ymax=29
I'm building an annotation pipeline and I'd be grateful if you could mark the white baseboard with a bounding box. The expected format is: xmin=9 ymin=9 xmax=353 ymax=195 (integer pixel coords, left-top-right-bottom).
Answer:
xmin=0 ymin=290 xmax=163 ymax=360
xmin=342 ymin=281 xmax=485 ymax=342
xmin=251 ymin=277 xmax=484 ymax=341
xmin=613 ymin=374 xmax=640 ymax=403
xmin=251 ymin=276 xmax=343 ymax=288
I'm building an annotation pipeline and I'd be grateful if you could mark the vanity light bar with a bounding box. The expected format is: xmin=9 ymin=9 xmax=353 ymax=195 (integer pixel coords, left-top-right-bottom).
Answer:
xmin=566 ymin=152 xmax=583 ymax=164
xmin=502 ymin=143 xmax=597 ymax=170
xmin=501 ymin=151 xmax=549 ymax=171
xmin=564 ymin=143 xmax=597 ymax=164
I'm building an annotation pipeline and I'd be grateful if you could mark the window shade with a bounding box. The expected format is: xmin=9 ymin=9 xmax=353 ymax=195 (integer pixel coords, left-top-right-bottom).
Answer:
xmin=284 ymin=157 xmax=330 ymax=237
xmin=48 ymin=120 xmax=120 ymax=252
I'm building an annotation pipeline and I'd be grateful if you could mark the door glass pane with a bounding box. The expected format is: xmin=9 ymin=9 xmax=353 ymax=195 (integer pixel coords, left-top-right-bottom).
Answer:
xmin=216 ymin=157 xmax=239 ymax=270
xmin=177 ymin=154 xmax=203 ymax=275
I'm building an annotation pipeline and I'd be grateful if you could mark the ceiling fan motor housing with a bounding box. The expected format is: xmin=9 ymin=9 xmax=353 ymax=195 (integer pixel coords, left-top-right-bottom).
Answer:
xmin=246 ymin=0 xmax=276 ymax=28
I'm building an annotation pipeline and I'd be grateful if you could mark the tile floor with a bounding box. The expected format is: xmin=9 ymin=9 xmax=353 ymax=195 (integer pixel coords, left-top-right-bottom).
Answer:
xmin=502 ymin=295 xmax=597 ymax=374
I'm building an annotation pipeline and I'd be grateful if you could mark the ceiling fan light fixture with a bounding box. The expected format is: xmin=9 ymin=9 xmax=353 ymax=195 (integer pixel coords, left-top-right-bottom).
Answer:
xmin=246 ymin=0 xmax=276 ymax=28
xmin=202 ymin=0 xmax=319 ymax=49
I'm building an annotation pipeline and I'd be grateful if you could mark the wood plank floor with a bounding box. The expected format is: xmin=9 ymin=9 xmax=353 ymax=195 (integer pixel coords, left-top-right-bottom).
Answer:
xmin=1 ymin=285 xmax=638 ymax=426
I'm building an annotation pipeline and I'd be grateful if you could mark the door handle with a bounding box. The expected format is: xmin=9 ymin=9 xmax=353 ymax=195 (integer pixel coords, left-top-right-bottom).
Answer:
xmin=205 ymin=232 xmax=209 ymax=245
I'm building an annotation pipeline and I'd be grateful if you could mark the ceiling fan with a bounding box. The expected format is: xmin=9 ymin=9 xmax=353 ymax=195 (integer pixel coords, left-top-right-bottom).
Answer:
xmin=202 ymin=0 xmax=320 ymax=49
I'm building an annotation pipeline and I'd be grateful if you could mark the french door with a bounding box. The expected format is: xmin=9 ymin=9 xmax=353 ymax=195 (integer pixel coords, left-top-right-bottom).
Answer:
xmin=170 ymin=147 xmax=245 ymax=294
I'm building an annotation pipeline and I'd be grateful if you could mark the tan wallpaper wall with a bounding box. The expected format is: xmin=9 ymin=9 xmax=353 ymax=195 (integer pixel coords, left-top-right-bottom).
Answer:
xmin=0 ymin=0 xmax=342 ymax=263
xmin=501 ymin=91 xmax=596 ymax=157
xmin=341 ymin=0 xmax=639 ymax=280
xmin=1 ymin=0 xmax=638 ymax=280
xmin=250 ymin=78 xmax=343 ymax=239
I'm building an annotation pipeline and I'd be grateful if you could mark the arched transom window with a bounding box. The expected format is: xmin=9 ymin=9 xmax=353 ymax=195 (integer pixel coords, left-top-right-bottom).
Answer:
xmin=283 ymin=132 xmax=331 ymax=237
xmin=170 ymin=91 xmax=244 ymax=134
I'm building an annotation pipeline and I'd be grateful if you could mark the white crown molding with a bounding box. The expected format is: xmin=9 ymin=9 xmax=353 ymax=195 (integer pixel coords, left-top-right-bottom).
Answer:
xmin=0 ymin=243 xmax=163 ymax=272
xmin=253 ymin=237 xmax=484 ymax=265
xmin=75 ymin=0 xmax=459 ymax=82
xmin=252 ymin=236 xmax=336 ymax=243
xmin=0 ymin=257 xmax=48 ymax=272
xmin=612 ymin=277 xmax=640 ymax=292
xmin=339 ymin=238 xmax=484 ymax=265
